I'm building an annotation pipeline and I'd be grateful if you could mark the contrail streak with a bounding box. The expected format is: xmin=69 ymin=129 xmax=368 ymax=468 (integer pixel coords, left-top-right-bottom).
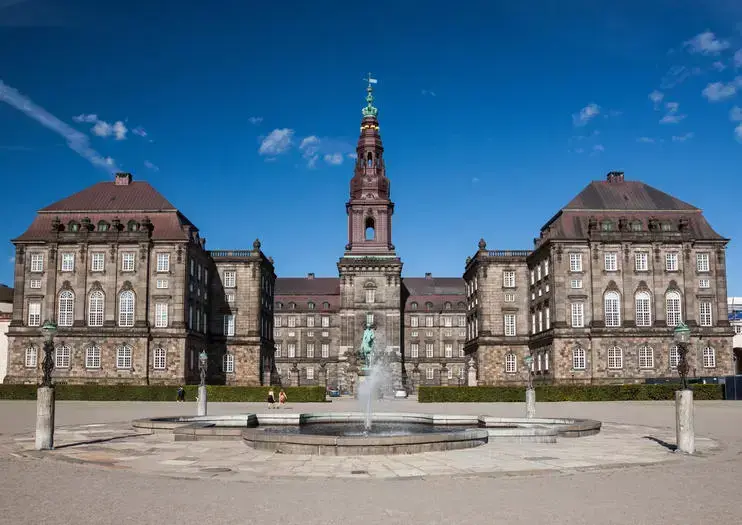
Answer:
xmin=0 ymin=79 xmax=119 ymax=173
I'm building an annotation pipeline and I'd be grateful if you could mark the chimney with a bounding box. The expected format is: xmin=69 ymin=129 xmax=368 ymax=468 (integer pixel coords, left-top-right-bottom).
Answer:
xmin=425 ymin=272 xmax=432 ymax=279
xmin=606 ymin=171 xmax=624 ymax=183
xmin=115 ymin=172 xmax=132 ymax=186
xmin=307 ymin=273 xmax=315 ymax=280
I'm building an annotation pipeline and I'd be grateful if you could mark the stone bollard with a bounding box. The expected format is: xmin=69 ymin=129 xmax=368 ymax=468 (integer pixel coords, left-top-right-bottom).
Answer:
xmin=197 ymin=385 xmax=208 ymax=416
xmin=675 ymin=389 xmax=694 ymax=454
xmin=525 ymin=388 xmax=536 ymax=419
xmin=35 ymin=386 xmax=55 ymax=450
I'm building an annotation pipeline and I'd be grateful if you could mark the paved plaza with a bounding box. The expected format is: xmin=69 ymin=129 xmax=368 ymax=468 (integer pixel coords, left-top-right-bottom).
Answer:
xmin=0 ymin=398 xmax=741 ymax=524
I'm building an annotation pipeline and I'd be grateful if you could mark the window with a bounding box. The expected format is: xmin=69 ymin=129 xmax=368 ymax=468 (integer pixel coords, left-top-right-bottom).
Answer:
xmin=569 ymin=253 xmax=582 ymax=272
xmin=90 ymin=252 xmax=104 ymax=272
xmin=444 ymin=344 xmax=452 ymax=358
xmin=457 ymin=316 xmax=466 ymax=327
xmin=156 ymin=279 xmax=168 ymax=289
xmin=696 ymin=253 xmax=709 ymax=272
xmin=635 ymin=292 xmax=652 ymax=326
xmin=306 ymin=367 xmax=314 ymax=380
xmin=307 ymin=316 xmax=315 ymax=328
xmin=55 ymin=345 xmax=71 ymax=368
xmin=30 ymin=254 xmax=44 ymax=273
xmin=121 ymin=252 xmax=135 ymax=272
xmin=699 ymin=301 xmax=712 ymax=327
xmin=531 ymin=313 xmax=536 ymax=334
xmin=544 ymin=260 xmax=549 ymax=276
xmin=504 ymin=293 xmax=515 ymax=303
xmin=410 ymin=343 xmax=419 ymax=358
xmin=308 ymin=301 xmax=315 ymax=310
xmin=88 ymin=291 xmax=104 ymax=327
xmin=530 ymin=270 xmax=535 ymax=285
xmin=116 ymin=345 xmax=132 ymax=369
xmin=321 ymin=316 xmax=329 ymax=328
xmin=306 ymin=343 xmax=315 ymax=358
xmin=154 ymin=348 xmax=166 ymax=370
xmin=537 ymin=266 xmax=542 ymax=281
xmin=570 ymin=279 xmax=583 ymax=289
xmin=607 ymin=346 xmax=623 ymax=369
xmin=411 ymin=316 xmax=419 ymax=328
xmin=225 ymin=292 xmax=235 ymax=304
xmin=30 ymin=279 xmax=41 ymax=289
xmin=425 ymin=343 xmax=433 ymax=358
xmin=28 ymin=301 xmax=41 ymax=326
xmin=58 ymin=290 xmax=74 ymax=327
xmin=321 ymin=343 xmax=329 ymax=358
xmin=426 ymin=368 xmax=434 ymax=380
xmin=118 ymin=290 xmax=135 ymax=327
xmin=444 ymin=316 xmax=452 ymax=328
xmin=703 ymin=347 xmax=716 ymax=368
xmin=25 ymin=346 xmax=38 ymax=368
xmin=223 ymin=315 xmax=235 ymax=336
xmin=572 ymin=348 xmax=586 ymax=370
xmin=666 ymin=253 xmax=679 ymax=271
xmin=60 ymin=252 xmax=74 ymax=272
xmin=287 ymin=317 xmax=296 ymax=328
xmin=503 ymin=271 xmax=515 ymax=288
xmin=666 ymin=291 xmax=682 ymax=327
xmin=505 ymin=353 xmax=517 ymax=373
xmin=670 ymin=345 xmax=680 ymax=368
xmin=545 ymin=307 xmax=550 ymax=329
xmin=604 ymin=291 xmax=621 ymax=327
xmin=504 ymin=314 xmax=516 ymax=336
xmin=287 ymin=343 xmax=296 ymax=358
xmin=425 ymin=316 xmax=434 ymax=328
xmin=538 ymin=310 xmax=543 ymax=332
xmin=635 ymin=252 xmax=648 ymax=271
xmin=366 ymin=313 xmax=374 ymax=326
xmin=190 ymin=259 xmax=194 ymax=276
xmin=366 ymin=289 xmax=375 ymax=303
xmin=156 ymin=253 xmax=170 ymax=272
xmin=155 ymin=303 xmax=168 ymax=328
xmin=85 ymin=346 xmax=101 ymax=369
xmin=224 ymin=271 xmax=236 ymax=288
xmin=571 ymin=303 xmax=584 ymax=328
xmin=275 ymin=344 xmax=282 ymax=358
xmin=411 ymin=302 xmax=418 ymax=310
xmin=223 ymin=353 xmax=235 ymax=373
xmin=699 ymin=279 xmax=710 ymax=289
xmin=638 ymin=345 xmax=654 ymax=369
xmin=604 ymin=252 xmax=617 ymax=271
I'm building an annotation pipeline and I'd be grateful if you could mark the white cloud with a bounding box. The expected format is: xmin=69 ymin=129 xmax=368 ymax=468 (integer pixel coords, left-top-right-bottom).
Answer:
xmin=660 ymin=65 xmax=695 ymax=89
xmin=572 ymin=103 xmax=600 ymax=126
xmin=660 ymin=101 xmax=686 ymax=124
xmin=421 ymin=89 xmax=437 ymax=97
xmin=132 ymin=126 xmax=147 ymax=137
xmin=648 ymin=90 xmax=664 ymax=108
xmin=736 ymin=123 xmax=742 ymax=143
xmin=323 ymin=153 xmax=343 ymax=165
xmin=298 ymin=135 xmax=320 ymax=167
xmin=347 ymin=152 xmax=357 ymax=160
xmin=0 ymin=79 xmax=119 ymax=172
xmin=259 ymin=128 xmax=294 ymax=156
xmin=637 ymin=137 xmax=655 ymax=143
xmin=248 ymin=116 xmax=263 ymax=125
xmin=91 ymin=119 xmax=127 ymax=140
xmin=702 ymin=80 xmax=738 ymax=101
xmin=144 ymin=160 xmax=159 ymax=171
xmin=593 ymin=144 xmax=605 ymax=152
xmin=672 ymin=132 xmax=694 ymax=142
xmin=684 ymin=31 xmax=730 ymax=55
xmin=712 ymin=61 xmax=727 ymax=72
xmin=730 ymin=106 xmax=742 ymax=121
xmin=72 ymin=113 xmax=98 ymax=123
xmin=103 ymin=156 xmax=115 ymax=165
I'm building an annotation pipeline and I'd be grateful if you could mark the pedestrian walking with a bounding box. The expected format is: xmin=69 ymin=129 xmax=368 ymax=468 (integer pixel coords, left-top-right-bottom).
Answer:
xmin=267 ymin=388 xmax=276 ymax=409
xmin=279 ymin=389 xmax=287 ymax=408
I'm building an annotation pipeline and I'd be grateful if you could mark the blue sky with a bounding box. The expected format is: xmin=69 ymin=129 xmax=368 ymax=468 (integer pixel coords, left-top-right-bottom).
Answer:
xmin=1 ymin=0 xmax=741 ymax=295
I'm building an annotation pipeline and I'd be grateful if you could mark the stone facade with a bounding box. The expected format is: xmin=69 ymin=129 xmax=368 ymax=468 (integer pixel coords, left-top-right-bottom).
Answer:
xmin=0 ymin=285 xmax=12 ymax=382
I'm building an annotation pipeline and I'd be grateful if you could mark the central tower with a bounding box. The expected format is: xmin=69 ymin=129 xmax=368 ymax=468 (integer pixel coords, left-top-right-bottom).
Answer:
xmin=337 ymin=76 xmax=403 ymax=392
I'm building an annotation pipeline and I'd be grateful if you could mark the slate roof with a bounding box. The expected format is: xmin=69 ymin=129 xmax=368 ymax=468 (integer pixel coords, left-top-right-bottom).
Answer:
xmin=402 ymin=277 xmax=465 ymax=297
xmin=275 ymin=278 xmax=340 ymax=296
xmin=0 ymin=284 xmax=13 ymax=303
xmin=40 ymin=181 xmax=176 ymax=212
xmin=563 ymin=180 xmax=698 ymax=212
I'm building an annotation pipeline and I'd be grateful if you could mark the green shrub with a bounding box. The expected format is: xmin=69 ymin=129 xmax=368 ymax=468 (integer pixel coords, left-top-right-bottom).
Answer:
xmin=417 ymin=384 xmax=724 ymax=402
xmin=0 ymin=384 xmax=327 ymax=402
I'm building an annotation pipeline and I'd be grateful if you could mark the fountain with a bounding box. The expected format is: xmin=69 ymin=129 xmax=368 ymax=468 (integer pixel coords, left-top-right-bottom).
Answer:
xmin=356 ymin=322 xmax=389 ymax=431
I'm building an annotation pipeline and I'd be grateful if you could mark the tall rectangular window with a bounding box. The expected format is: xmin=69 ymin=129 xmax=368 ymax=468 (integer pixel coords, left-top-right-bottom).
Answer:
xmin=697 ymin=253 xmax=709 ymax=272
xmin=569 ymin=253 xmax=582 ymax=272
xmin=321 ymin=316 xmax=330 ymax=328
xmin=30 ymin=254 xmax=44 ymax=273
xmin=571 ymin=303 xmax=584 ymax=328
xmin=55 ymin=346 xmax=71 ymax=368
xmin=699 ymin=301 xmax=713 ymax=326
xmin=321 ymin=343 xmax=329 ymax=358
xmin=444 ymin=316 xmax=452 ymax=327
xmin=154 ymin=348 xmax=167 ymax=370
xmin=425 ymin=316 xmax=434 ymax=327
xmin=366 ymin=289 xmax=375 ymax=303
xmin=545 ymin=307 xmax=550 ymax=329
xmin=155 ymin=303 xmax=168 ymax=328
xmin=28 ymin=301 xmax=41 ymax=326
xmin=604 ymin=292 xmax=621 ymax=327
xmin=410 ymin=343 xmax=419 ymax=358
xmin=61 ymin=253 xmax=75 ymax=272
xmin=444 ymin=344 xmax=452 ymax=358
xmin=411 ymin=316 xmax=419 ymax=328
xmin=604 ymin=252 xmax=617 ymax=271
xmin=287 ymin=343 xmax=296 ymax=358
xmin=666 ymin=253 xmax=679 ymax=271
xmin=85 ymin=346 xmax=101 ymax=369
xmin=503 ymin=271 xmax=516 ymax=288
xmin=116 ymin=346 xmax=132 ymax=369
xmin=366 ymin=313 xmax=374 ymax=326
xmin=307 ymin=316 xmax=315 ymax=327
xmin=223 ymin=314 xmax=235 ymax=336
xmin=306 ymin=343 xmax=315 ymax=358
xmin=425 ymin=343 xmax=434 ymax=358
xmin=121 ymin=252 xmax=135 ymax=272
xmin=538 ymin=310 xmax=543 ymax=332
xmin=635 ymin=292 xmax=652 ymax=327
xmin=156 ymin=253 xmax=170 ymax=272
xmin=91 ymin=252 xmax=105 ymax=272
xmin=635 ymin=252 xmax=648 ymax=271
xmin=504 ymin=314 xmax=516 ymax=336
xmin=224 ymin=271 xmax=236 ymax=288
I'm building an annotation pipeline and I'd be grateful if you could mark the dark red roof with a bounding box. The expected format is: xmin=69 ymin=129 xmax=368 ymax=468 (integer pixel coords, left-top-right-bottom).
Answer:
xmin=275 ymin=278 xmax=340 ymax=295
xmin=40 ymin=181 xmax=176 ymax=212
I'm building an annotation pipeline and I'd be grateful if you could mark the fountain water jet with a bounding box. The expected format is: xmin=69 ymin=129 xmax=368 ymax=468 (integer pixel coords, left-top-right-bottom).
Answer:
xmin=356 ymin=323 xmax=393 ymax=431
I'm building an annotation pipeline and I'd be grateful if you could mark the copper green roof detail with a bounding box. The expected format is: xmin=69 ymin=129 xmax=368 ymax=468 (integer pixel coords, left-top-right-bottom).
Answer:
xmin=362 ymin=72 xmax=378 ymax=117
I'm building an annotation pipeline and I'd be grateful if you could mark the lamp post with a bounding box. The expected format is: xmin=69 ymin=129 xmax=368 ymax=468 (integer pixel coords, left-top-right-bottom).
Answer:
xmin=672 ymin=322 xmax=694 ymax=454
xmin=35 ymin=320 xmax=57 ymax=450
xmin=197 ymin=350 xmax=208 ymax=416
xmin=524 ymin=355 xmax=535 ymax=419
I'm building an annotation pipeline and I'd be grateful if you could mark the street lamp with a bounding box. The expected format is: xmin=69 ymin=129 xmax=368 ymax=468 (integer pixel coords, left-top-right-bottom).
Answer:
xmin=36 ymin=319 xmax=57 ymax=450
xmin=198 ymin=350 xmax=208 ymax=387
xmin=523 ymin=354 xmax=535 ymax=419
xmin=673 ymin=322 xmax=691 ymax=390
xmin=523 ymin=355 xmax=534 ymax=390
xmin=40 ymin=320 xmax=57 ymax=388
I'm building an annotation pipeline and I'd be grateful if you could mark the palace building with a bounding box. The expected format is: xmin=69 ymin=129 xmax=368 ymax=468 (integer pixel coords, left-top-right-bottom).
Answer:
xmin=3 ymin=82 xmax=735 ymax=388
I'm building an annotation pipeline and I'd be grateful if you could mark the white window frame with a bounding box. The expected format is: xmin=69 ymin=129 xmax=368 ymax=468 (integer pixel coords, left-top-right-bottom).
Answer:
xmin=607 ymin=346 xmax=623 ymax=369
xmin=571 ymin=302 xmax=584 ymax=328
xmin=703 ymin=347 xmax=716 ymax=368
xmin=669 ymin=345 xmax=680 ymax=369
xmin=638 ymin=345 xmax=654 ymax=369
xmin=425 ymin=316 xmax=434 ymax=328
xmin=55 ymin=345 xmax=71 ymax=368
xmin=118 ymin=290 xmax=135 ymax=327
xmin=366 ymin=289 xmax=375 ymax=303
xmin=426 ymin=368 xmax=434 ymax=380
xmin=696 ymin=253 xmax=709 ymax=272
xmin=223 ymin=314 xmax=235 ymax=336
xmin=224 ymin=271 xmax=236 ymax=288
xmin=635 ymin=252 xmax=648 ymax=272
xmin=666 ymin=291 xmax=682 ymax=327
xmin=504 ymin=293 xmax=515 ymax=303
xmin=321 ymin=343 xmax=329 ymax=358
xmin=153 ymin=348 xmax=167 ymax=370
xmin=699 ymin=301 xmax=712 ymax=327
xmin=156 ymin=279 xmax=168 ymax=289
xmin=504 ymin=314 xmax=516 ymax=336
xmin=666 ymin=252 xmax=679 ymax=272
xmin=61 ymin=252 xmax=75 ymax=272
xmin=30 ymin=254 xmax=44 ymax=273
xmin=156 ymin=253 xmax=170 ymax=272
xmin=569 ymin=253 xmax=582 ymax=272
xmin=699 ymin=279 xmax=710 ymax=289
xmin=306 ymin=343 xmax=315 ymax=358
xmin=570 ymin=279 xmax=583 ymax=289
xmin=58 ymin=290 xmax=74 ymax=327
xmin=29 ymin=279 xmax=42 ymax=289
xmin=116 ymin=345 xmax=132 ymax=369
xmin=410 ymin=343 xmax=419 ymax=358
xmin=572 ymin=348 xmax=586 ymax=370
xmin=155 ymin=302 xmax=168 ymax=328
xmin=28 ymin=301 xmax=41 ymax=327
xmin=604 ymin=291 xmax=621 ymax=327
xmin=503 ymin=271 xmax=516 ymax=288
xmin=505 ymin=353 xmax=517 ymax=373
xmin=411 ymin=316 xmax=419 ymax=328
xmin=91 ymin=252 xmax=105 ymax=272
xmin=444 ymin=343 xmax=452 ymax=358
xmin=85 ymin=346 xmax=101 ymax=369
xmin=25 ymin=346 xmax=38 ymax=368
xmin=425 ymin=343 xmax=433 ymax=358
xmin=287 ymin=343 xmax=296 ymax=358
xmin=321 ymin=316 xmax=330 ymax=328
xmin=121 ymin=252 xmax=135 ymax=272
xmin=223 ymin=353 xmax=235 ymax=373
xmin=88 ymin=291 xmax=104 ymax=327
xmin=635 ymin=291 xmax=652 ymax=327
xmin=604 ymin=252 xmax=617 ymax=272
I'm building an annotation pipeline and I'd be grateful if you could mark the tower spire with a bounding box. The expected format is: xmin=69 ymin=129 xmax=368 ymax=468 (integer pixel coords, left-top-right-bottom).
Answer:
xmin=362 ymin=73 xmax=378 ymax=118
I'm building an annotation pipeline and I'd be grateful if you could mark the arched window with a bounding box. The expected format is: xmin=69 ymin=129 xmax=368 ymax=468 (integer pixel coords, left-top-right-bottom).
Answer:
xmin=127 ymin=220 xmax=138 ymax=232
xmin=669 ymin=345 xmax=680 ymax=368
xmin=55 ymin=345 xmax=71 ymax=368
xmin=366 ymin=151 xmax=373 ymax=167
xmin=276 ymin=302 xmax=283 ymax=309
xmin=118 ymin=290 xmax=135 ymax=327
xmin=58 ymin=290 xmax=74 ymax=327
xmin=364 ymin=217 xmax=375 ymax=241
xmin=322 ymin=301 xmax=330 ymax=309
xmin=639 ymin=345 xmax=654 ymax=369
xmin=288 ymin=302 xmax=296 ymax=310
xmin=572 ymin=347 xmax=586 ymax=370
xmin=444 ymin=302 xmax=452 ymax=310
xmin=665 ymin=291 xmax=682 ymax=327
xmin=97 ymin=221 xmax=109 ymax=232
xmin=607 ymin=346 xmax=623 ymax=369
xmin=703 ymin=347 xmax=716 ymax=368
xmin=223 ymin=353 xmax=235 ymax=373
xmin=635 ymin=291 xmax=652 ymax=327
xmin=604 ymin=291 xmax=621 ymax=327
xmin=85 ymin=345 xmax=101 ymax=368
xmin=308 ymin=301 xmax=315 ymax=310
xmin=25 ymin=346 xmax=38 ymax=368
xmin=116 ymin=345 xmax=132 ymax=369
xmin=505 ymin=353 xmax=517 ymax=373
xmin=88 ymin=290 xmax=104 ymax=327
xmin=153 ymin=348 xmax=167 ymax=370
xmin=411 ymin=302 xmax=418 ymax=310
xmin=425 ymin=302 xmax=433 ymax=311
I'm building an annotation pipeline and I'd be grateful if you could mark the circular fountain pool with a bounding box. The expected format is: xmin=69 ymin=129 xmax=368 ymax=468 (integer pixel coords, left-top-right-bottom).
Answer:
xmin=260 ymin=422 xmax=479 ymax=437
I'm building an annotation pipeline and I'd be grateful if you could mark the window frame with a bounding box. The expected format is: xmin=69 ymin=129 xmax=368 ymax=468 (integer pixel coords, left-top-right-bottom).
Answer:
xmin=638 ymin=345 xmax=654 ymax=369
xmin=153 ymin=348 xmax=167 ymax=370
xmin=85 ymin=345 xmax=101 ymax=369
xmin=55 ymin=345 xmax=71 ymax=368
xmin=116 ymin=345 xmax=132 ymax=369
xmin=572 ymin=347 xmax=586 ymax=370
